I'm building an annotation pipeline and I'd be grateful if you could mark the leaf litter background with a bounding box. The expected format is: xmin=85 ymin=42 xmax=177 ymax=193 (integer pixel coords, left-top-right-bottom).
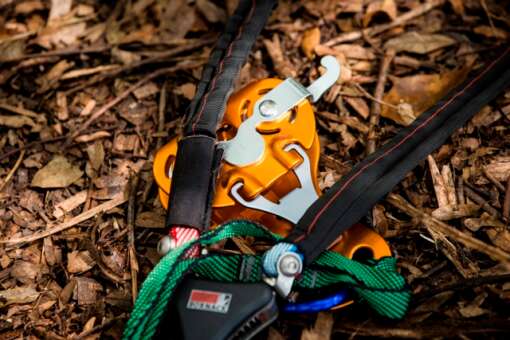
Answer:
xmin=1 ymin=0 xmax=510 ymax=338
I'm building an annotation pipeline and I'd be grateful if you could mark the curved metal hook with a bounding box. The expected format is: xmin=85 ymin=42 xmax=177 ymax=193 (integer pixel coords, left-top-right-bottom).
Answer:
xmin=307 ymin=55 xmax=341 ymax=102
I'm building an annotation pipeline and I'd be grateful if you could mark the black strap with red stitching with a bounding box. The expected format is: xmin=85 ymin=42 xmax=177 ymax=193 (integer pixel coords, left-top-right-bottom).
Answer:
xmin=165 ymin=0 xmax=276 ymax=231
xmin=287 ymin=48 xmax=510 ymax=264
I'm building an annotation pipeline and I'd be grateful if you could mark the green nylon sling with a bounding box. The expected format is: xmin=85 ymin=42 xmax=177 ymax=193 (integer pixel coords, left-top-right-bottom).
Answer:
xmin=123 ymin=220 xmax=410 ymax=340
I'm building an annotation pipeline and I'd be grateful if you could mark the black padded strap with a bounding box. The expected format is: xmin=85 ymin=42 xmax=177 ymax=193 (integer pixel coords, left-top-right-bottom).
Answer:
xmin=166 ymin=0 xmax=276 ymax=231
xmin=186 ymin=0 xmax=255 ymax=125
xmin=186 ymin=0 xmax=277 ymax=136
xmin=165 ymin=136 xmax=222 ymax=229
xmin=288 ymin=48 xmax=510 ymax=264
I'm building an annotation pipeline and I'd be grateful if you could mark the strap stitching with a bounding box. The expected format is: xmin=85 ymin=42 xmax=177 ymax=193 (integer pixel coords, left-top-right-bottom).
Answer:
xmin=300 ymin=47 xmax=510 ymax=238
xmin=191 ymin=0 xmax=256 ymax=134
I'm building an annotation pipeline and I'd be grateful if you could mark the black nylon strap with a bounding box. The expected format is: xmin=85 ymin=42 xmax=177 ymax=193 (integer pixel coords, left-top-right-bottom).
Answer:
xmin=166 ymin=0 xmax=276 ymax=231
xmin=186 ymin=0 xmax=277 ymax=136
xmin=187 ymin=0 xmax=255 ymax=125
xmin=288 ymin=48 xmax=510 ymax=264
xmin=165 ymin=136 xmax=222 ymax=228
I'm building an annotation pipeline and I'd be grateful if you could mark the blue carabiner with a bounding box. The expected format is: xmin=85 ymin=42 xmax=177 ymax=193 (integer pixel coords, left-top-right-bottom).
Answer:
xmin=283 ymin=289 xmax=350 ymax=313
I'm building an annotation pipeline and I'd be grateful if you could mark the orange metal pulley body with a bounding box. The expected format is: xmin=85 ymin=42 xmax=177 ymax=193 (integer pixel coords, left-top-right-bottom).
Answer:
xmin=153 ymin=77 xmax=391 ymax=267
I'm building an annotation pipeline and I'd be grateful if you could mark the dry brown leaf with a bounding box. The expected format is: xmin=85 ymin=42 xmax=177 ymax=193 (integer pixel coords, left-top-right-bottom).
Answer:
xmin=470 ymin=106 xmax=502 ymax=127
xmin=484 ymin=157 xmax=510 ymax=182
xmin=332 ymin=123 xmax=357 ymax=150
xmin=61 ymin=65 xmax=119 ymax=80
xmin=441 ymin=165 xmax=457 ymax=206
xmin=76 ymin=4 xmax=94 ymax=16
xmin=464 ymin=213 xmax=505 ymax=232
xmin=113 ymin=134 xmax=139 ymax=152
xmin=0 ymin=287 xmax=40 ymax=308
xmin=73 ymin=277 xmax=102 ymax=305
xmin=135 ymin=211 xmax=165 ymax=228
xmin=263 ymin=34 xmax=297 ymax=78
xmin=175 ymin=83 xmax=196 ymax=100
xmin=431 ymin=203 xmax=480 ymax=221
xmin=458 ymin=305 xmax=488 ymax=318
xmin=48 ymin=0 xmax=72 ymax=22
xmin=86 ymin=141 xmax=104 ymax=171
xmin=37 ymin=59 xmax=74 ymax=91
xmin=159 ymin=1 xmax=195 ymax=40
xmin=31 ymin=155 xmax=83 ymax=188
xmin=363 ymin=0 xmax=397 ymax=27
xmin=334 ymin=44 xmax=376 ymax=60
xmin=448 ymin=0 xmax=464 ymax=15
xmin=372 ymin=204 xmax=389 ymax=236
xmin=43 ymin=237 xmax=62 ymax=266
xmin=458 ymin=292 xmax=489 ymax=318
xmin=56 ymin=91 xmax=69 ymax=121
xmin=303 ymin=0 xmax=344 ymax=20
xmin=384 ymin=32 xmax=456 ymax=54
xmin=74 ymin=131 xmax=111 ymax=143
xmin=15 ymin=1 xmax=45 ymax=14
xmin=301 ymin=27 xmax=321 ymax=59
xmin=486 ymin=228 xmax=510 ymax=253
xmin=133 ymin=82 xmax=159 ymax=100
xmin=301 ymin=312 xmax=333 ymax=340
xmin=79 ymin=98 xmax=96 ymax=117
xmin=112 ymin=47 xmax=141 ymax=66
xmin=67 ymin=251 xmax=95 ymax=274
xmin=344 ymin=96 xmax=369 ymax=119
xmin=53 ymin=190 xmax=88 ymax=218
xmin=0 ymin=114 xmax=40 ymax=131
xmin=11 ymin=260 xmax=39 ymax=283
xmin=82 ymin=317 xmax=96 ymax=334
xmin=196 ymin=0 xmax=226 ymax=23
xmin=18 ymin=189 xmax=43 ymax=212
xmin=36 ymin=22 xmax=87 ymax=48
xmin=461 ymin=137 xmax=480 ymax=151
xmin=382 ymin=65 xmax=472 ymax=125
xmin=474 ymin=25 xmax=508 ymax=40
xmin=428 ymin=155 xmax=449 ymax=207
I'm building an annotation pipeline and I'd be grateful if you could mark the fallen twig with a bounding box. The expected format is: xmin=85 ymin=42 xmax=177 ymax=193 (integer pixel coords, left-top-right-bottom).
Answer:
xmin=127 ymin=174 xmax=140 ymax=303
xmin=66 ymin=60 xmax=203 ymax=144
xmin=333 ymin=318 xmax=510 ymax=338
xmin=386 ymin=193 xmax=510 ymax=263
xmin=414 ymin=273 xmax=510 ymax=302
xmin=63 ymin=39 xmax=213 ymax=96
xmin=464 ymin=185 xmax=501 ymax=218
xmin=366 ymin=49 xmax=395 ymax=155
xmin=74 ymin=313 xmax=127 ymax=340
xmin=504 ymin=176 xmax=510 ymax=221
xmin=483 ymin=167 xmax=506 ymax=192
xmin=324 ymin=0 xmax=445 ymax=46
xmin=1 ymin=194 xmax=127 ymax=245
xmin=0 ymin=149 xmax=25 ymax=192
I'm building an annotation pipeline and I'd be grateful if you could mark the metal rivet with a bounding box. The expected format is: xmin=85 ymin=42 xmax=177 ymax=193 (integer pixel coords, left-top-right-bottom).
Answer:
xmin=259 ymin=99 xmax=278 ymax=117
xmin=157 ymin=235 xmax=174 ymax=255
xmin=278 ymin=252 xmax=302 ymax=276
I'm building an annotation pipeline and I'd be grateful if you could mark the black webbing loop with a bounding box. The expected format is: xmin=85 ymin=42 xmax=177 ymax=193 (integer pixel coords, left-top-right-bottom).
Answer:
xmin=165 ymin=0 xmax=276 ymax=231
xmin=288 ymin=48 xmax=510 ymax=264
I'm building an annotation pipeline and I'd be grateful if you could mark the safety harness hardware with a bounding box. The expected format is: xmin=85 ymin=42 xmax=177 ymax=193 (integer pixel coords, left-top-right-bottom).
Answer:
xmin=125 ymin=0 xmax=510 ymax=338
xmin=219 ymin=55 xmax=340 ymax=167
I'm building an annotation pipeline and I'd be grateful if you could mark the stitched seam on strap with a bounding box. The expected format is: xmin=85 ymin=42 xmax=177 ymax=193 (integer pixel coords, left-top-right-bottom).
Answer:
xmin=301 ymin=47 xmax=510 ymax=238
xmin=191 ymin=0 xmax=256 ymax=134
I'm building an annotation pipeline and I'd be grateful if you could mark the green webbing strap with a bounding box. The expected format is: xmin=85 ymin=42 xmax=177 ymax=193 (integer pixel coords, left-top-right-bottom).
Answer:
xmin=123 ymin=221 xmax=410 ymax=339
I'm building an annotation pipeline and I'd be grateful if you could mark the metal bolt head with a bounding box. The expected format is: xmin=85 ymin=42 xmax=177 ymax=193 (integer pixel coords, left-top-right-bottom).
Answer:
xmin=157 ymin=235 xmax=175 ymax=255
xmin=278 ymin=252 xmax=302 ymax=276
xmin=259 ymin=99 xmax=278 ymax=117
